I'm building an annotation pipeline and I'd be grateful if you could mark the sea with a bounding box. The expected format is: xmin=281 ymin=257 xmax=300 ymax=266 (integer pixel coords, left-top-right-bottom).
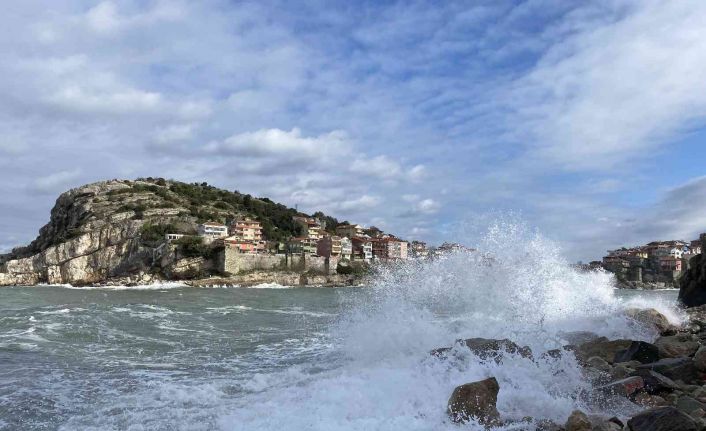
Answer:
xmin=0 ymin=226 xmax=687 ymax=430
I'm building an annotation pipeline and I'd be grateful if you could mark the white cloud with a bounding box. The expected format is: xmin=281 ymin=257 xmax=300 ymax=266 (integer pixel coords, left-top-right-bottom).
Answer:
xmin=397 ymin=195 xmax=441 ymax=217
xmin=209 ymin=128 xmax=348 ymax=160
xmin=336 ymin=195 xmax=381 ymax=212
xmin=48 ymin=85 xmax=162 ymax=114
xmin=84 ymin=1 xmax=185 ymax=34
xmin=408 ymin=164 xmax=427 ymax=182
xmin=3 ymin=0 xmax=706 ymax=262
xmin=154 ymin=124 xmax=195 ymax=144
xmin=509 ymin=1 xmax=706 ymax=171
xmin=31 ymin=169 xmax=82 ymax=194
xmin=350 ymin=155 xmax=402 ymax=179
xmin=416 ymin=198 xmax=441 ymax=214
xmin=85 ymin=2 xmax=122 ymax=33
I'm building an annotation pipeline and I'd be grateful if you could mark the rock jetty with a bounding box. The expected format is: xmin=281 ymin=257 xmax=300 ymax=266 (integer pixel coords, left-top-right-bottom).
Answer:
xmin=435 ymin=307 xmax=706 ymax=430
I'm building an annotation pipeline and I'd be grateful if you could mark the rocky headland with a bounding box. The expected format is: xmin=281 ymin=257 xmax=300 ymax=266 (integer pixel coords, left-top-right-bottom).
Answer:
xmin=437 ymin=307 xmax=706 ymax=430
xmin=434 ymin=260 xmax=706 ymax=430
xmin=0 ymin=178 xmax=364 ymax=287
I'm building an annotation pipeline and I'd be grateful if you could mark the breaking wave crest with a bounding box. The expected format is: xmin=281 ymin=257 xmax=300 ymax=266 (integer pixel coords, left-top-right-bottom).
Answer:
xmin=220 ymin=219 xmax=681 ymax=430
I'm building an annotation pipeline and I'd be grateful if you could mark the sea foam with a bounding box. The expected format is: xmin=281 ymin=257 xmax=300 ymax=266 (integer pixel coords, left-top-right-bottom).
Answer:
xmin=219 ymin=220 xmax=680 ymax=430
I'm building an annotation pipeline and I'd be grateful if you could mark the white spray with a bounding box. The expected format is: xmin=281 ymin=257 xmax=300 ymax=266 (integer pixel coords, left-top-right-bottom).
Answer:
xmin=220 ymin=220 xmax=682 ymax=430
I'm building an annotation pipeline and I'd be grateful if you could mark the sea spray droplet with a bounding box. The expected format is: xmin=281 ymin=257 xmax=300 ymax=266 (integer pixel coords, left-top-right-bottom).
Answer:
xmin=220 ymin=220 xmax=680 ymax=429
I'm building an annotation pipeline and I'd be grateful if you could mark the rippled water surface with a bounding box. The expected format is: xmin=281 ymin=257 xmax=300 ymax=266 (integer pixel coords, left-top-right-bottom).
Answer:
xmin=0 ymin=223 xmax=686 ymax=431
xmin=0 ymin=285 xmax=360 ymax=430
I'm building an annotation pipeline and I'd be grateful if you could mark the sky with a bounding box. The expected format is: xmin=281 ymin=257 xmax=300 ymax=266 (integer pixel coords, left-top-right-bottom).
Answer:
xmin=1 ymin=0 xmax=706 ymax=262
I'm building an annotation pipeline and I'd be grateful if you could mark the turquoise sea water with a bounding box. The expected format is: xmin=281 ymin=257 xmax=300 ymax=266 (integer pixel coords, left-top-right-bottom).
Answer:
xmin=0 ymin=278 xmax=681 ymax=430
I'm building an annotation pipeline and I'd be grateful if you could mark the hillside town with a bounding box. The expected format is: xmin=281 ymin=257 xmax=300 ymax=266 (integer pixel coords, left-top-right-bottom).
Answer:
xmin=173 ymin=215 xmax=463 ymax=263
xmin=588 ymin=234 xmax=705 ymax=287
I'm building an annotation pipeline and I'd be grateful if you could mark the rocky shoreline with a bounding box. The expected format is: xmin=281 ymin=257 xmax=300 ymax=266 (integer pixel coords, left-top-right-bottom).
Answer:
xmin=437 ymin=306 xmax=706 ymax=430
xmin=185 ymin=271 xmax=365 ymax=288
xmin=24 ymin=271 xmax=367 ymax=288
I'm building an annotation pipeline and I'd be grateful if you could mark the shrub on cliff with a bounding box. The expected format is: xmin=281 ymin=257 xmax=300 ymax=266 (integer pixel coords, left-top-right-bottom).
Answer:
xmin=140 ymin=223 xmax=179 ymax=245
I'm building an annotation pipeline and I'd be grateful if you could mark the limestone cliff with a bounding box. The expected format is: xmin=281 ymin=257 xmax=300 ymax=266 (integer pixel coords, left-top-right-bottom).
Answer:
xmin=1 ymin=180 xmax=181 ymax=285
xmin=679 ymin=234 xmax=706 ymax=307
xmin=0 ymin=178 xmax=341 ymax=286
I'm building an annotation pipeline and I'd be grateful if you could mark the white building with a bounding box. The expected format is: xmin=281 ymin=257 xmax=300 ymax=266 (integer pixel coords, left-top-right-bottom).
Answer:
xmin=198 ymin=221 xmax=228 ymax=239
xmin=340 ymin=237 xmax=352 ymax=260
xmin=165 ymin=233 xmax=185 ymax=242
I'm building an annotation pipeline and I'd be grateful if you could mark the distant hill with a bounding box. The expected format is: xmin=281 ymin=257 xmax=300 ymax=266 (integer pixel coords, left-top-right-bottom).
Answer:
xmin=0 ymin=178 xmax=342 ymax=286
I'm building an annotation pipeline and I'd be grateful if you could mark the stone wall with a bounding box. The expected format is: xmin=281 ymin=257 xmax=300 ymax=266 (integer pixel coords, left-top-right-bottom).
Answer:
xmin=220 ymin=248 xmax=339 ymax=275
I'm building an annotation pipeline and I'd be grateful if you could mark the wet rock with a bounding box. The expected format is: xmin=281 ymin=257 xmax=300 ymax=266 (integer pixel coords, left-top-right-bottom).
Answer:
xmin=629 ymin=369 xmax=679 ymax=394
xmin=691 ymin=386 xmax=706 ymax=399
xmin=607 ymin=417 xmax=624 ymax=429
xmin=634 ymin=392 xmax=668 ymax=407
xmin=591 ymin=421 xmax=622 ymax=431
xmin=636 ymin=358 xmax=698 ymax=383
xmin=535 ymin=419 xmax=565 ymax=430
xmin=676 ymin=396 xmax=706 ymax=415
xmin=542 ymin=346 xmax=574 ymax=360
xmin=686 ymin=305 xmax=706 ymax=328
xmin=654 ymin=334 xmax=700 ymax=358
xmin=611 ymin=363 xmax=635 ymax=380
xmin=433 ymin=337 xmax=532 ymax=361
xmin=678 ymin=243 xmax=706 ymax=307
xmin=587 ymin=356 xmax=612 ymax=372
xmin=625 ymin=308 xmax=677 ymax=335
xmin=447 ymin=377 xmax=500 ymax=426
xmin=614 ymin=341 xmax=660 ymax=364
xmin=627 ymin=406 xmax=697 ymax=431
xmin=565 ymin=410 xmax=591 ymax=431
xmin=461 ymin=338 xmax=533 ymax=359
xmin=560 ymin=331 xmax=603 ymax=346
xmin=575 ymin=338 xmax=633 ymax=364
xmin=596 ymin=376 xmax=644 ymax=398
xmin=693 ymin=346 xmax=706 ymax=371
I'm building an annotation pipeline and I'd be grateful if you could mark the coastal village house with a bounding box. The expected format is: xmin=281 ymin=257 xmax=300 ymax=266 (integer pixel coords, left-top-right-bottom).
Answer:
xmin=340 ymin=237 xmax=352 ymax=260
xmin=602 ymin=236 xmax=703 ymax=284
xmin=317 ymin=235 xmax=343 ymax=258
xmin=198 ymin=221 xmax=228 ymax=239
xmin=336 ymin=224 xmax=365 ymax=239
xmin=351 ymin=237 xmax=373 ymax=261
xmin=690 ymin=239 xmax=703 ymax=255
xmin=223 ymin=239 xmax=256 ymax=253
xmin=229 ymin=217 xmax=263 ymax=242
xmin=288 ymin=237 xmax=318 ymax=255
xmin=192 ymin=212 xmax=424 ymax=263
xmin=410 ymin=241 xmax=429 ymax=258
xmin=293 ymin=216 xmax=324 ymax=241
xmin=371 ymin=236 xmax=408 ymax=260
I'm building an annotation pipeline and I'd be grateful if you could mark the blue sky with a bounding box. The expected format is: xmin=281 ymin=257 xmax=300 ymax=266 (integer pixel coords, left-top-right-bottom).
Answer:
xmin=1 ymin=0 xmax=706 ymax=262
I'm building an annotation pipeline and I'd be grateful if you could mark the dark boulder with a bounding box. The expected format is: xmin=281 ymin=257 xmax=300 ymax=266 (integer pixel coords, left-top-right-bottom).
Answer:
xmin=676 ymin=396 xmax=706 ymax=415
xmin=559 ymin=331 xmax=603 ymax=345
xmin=432 ymin=337 xmax=532 ymax=361
xmin=595 ymin=376 xmax=644 ymax=398
xmin=636 ymin=357 xmax=698 ymax=383
xmin=654 ymin=334 xmax=700 ymax=358
xmin=678 ymin=236 xmax=706 ymax=308
xmin=447 ymin=377 xmax=501 ymax=426
xmin=629 ymin=369 xmax=680 ymax=394
xmin=627 ymin=406 xmax=697 ymax=431
xmin=625 ymin=308 xmax=677 ymax=335
xmin=565 ymin=410 xmax=591 ymax=431
xmin=614 ymin=341 xmax=660 ymax=364
xmin=574 ymin=338 xmax=633 ymax=364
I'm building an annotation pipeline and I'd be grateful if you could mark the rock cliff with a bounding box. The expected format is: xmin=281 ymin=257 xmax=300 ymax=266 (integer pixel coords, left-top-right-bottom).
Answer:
xmin=1 ymin=180 xmax=184 ymax=285
xmin=679 ymin=234 xmax=706 ymax=307
xmin=0 ymin=178 xmax=352 ymax=286
xmin=0 ymin=180 xmax=239 ymax=285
